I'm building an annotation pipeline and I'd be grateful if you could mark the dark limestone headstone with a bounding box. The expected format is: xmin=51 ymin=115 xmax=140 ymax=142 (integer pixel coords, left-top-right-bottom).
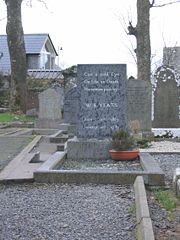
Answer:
xmin=64 ymin=87 xmax=78 ymax=125
xmin=153 ymin=65 xmax=180 ymax=128
xmin=127 ymin=79 xmax=152 ymax=133
xmin=77 ymin=64 xmax=127 ymax=138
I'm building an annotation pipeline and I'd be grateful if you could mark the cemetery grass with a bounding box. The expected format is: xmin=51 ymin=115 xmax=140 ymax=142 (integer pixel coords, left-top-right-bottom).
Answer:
xmin=0 ymin=112 xmax=35 ymax=123
xmin=153 ymin=189 xmax=179 ymax=211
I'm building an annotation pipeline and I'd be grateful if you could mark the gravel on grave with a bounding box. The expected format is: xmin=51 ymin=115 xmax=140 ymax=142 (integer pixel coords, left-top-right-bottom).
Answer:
xmin=148 ymin=154 xmax=180 ymax=239
xmin=0 ymin=183 xmax=136 ymax=240
xmin=59 ymin=158 xmax=142 ymax=171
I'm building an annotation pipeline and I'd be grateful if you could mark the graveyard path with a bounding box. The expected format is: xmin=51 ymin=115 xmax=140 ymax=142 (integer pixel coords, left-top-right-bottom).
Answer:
xmin=0 ymin=183 xmax=136 ymax=240
xmin=0 ymin=136 xmax=42 ymax=181
xmin=0 ymin=135 xmax=61 ymax=182
xmin=32 ymin=136 xmax=59 ymax=161
xmin=0 ymin=135 xmax=32 ymax=172
xmin=140 ymin=140 xmax=180 ymax=153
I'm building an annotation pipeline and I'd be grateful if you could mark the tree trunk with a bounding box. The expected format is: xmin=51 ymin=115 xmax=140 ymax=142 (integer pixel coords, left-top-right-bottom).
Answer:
xmin=136 ymin=0 xmax=151 ymax=81
xmin=128 ymin=0 xmax=151 ymax=82
xmin=5 ymin=0 xmax=27 ymax=113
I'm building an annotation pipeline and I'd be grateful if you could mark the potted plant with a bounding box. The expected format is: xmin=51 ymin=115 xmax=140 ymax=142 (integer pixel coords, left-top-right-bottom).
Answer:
xmin=109 ymin=129 xmax=139 ymax=161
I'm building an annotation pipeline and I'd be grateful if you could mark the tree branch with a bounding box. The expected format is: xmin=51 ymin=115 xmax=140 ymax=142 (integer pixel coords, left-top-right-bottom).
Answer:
xmin=150 ymin=0 xmax=155 ymax=8
xmin=151 ymin=0 xmax=180 ymax=8
xmin=128 ymin=21 xmax=137 ymax=36
xmin=0 ymin=16 xmax=7 ymax=21
xmin=25 ymin=0 xmax=47 ymax=9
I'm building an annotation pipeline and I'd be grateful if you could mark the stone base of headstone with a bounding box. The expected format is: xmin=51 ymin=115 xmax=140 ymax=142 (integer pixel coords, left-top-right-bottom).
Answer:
xmin=67 ymin=136 xmax=112 ymax=160
xmin=35 ymin=119 xmax=63 ymax=129
xmin=152 ymin=120 xmax=180 ymax=128
xmin=68 ymin=124 xmax=77 ymax=135
xmin=26 ymin=108 xmax=38 ymax=117
xmin=58 ymin=123 xmax=71 ymax=132
xmin=142 ymin=131 xmax=154 ymax=138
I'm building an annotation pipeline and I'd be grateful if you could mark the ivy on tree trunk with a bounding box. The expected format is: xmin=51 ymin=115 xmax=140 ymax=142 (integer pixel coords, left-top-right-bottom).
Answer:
xmin=5 ymin=0 xmax=27 ymax=113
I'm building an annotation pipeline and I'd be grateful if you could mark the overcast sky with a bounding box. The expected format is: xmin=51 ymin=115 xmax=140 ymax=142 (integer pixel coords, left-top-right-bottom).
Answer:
xmin=0 ymin=0 xmax=180 ymax=77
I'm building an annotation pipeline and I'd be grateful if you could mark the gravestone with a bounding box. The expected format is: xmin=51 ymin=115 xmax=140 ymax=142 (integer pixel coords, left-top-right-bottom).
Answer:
xmin=35 ymin=86 xmax=64 ymax=128
xmin=64 ymin=87 xmax=78 ymax=125
xmin=64 ymin=78 xmax=152 ymax=135
xmin=153 ymin=65 xmax=180 ymax=128
xmin=163 ymin=47 xmax=180 ymax=74
xmin=67 ymin=64 xmax=128 ymax=160
xmin=127 ymin=79 xmax=152 ymax=133
xmin=77 ymin=64 xmax=127 ymax=138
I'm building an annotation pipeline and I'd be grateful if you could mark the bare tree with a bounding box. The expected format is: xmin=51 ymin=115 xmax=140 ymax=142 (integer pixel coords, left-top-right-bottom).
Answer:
xmin=128 ymin=0 xmax=180 ymax=82
xmin=128 ymin=0 xmax=151 ymax=82
xmin=5 ymin=0 xmax=27 ymax=113
xmin=4 ymin=0 xmax=46 ymax=113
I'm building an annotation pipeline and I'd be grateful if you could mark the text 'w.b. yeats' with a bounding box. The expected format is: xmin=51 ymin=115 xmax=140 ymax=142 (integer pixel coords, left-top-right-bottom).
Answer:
xmin=77 ymin=64 xmax=127 ymax=138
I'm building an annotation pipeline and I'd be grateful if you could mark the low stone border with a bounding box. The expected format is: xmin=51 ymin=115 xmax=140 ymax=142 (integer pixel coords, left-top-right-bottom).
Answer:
xmin=134 ymin=176 xmax=155 ymax=240
xmin=0 ymin=135 xmax=42 ymax=182
xmin=34 ymin=152 xmax=165 ymax=186
xmin=140 ymin=153 xmax=164 ymax=186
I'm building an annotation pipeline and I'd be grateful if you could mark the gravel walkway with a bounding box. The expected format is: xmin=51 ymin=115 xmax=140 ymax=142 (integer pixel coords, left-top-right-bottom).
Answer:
xmin=152 ymin=153 xmax=180 ymax=186
xmin=0 ymin=184 xmax=136 ymax=240
xmin=140 ymin=140 xmax=180 ymax=153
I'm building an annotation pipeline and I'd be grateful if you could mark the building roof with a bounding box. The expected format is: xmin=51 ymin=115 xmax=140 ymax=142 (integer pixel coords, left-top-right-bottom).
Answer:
xmin=27 ymin=69 xmax=63 ymax=80
xmin=0 ymin=33 xmax=58 ymax=74
xmin=24 ymin=33 xmax=58 ymax=55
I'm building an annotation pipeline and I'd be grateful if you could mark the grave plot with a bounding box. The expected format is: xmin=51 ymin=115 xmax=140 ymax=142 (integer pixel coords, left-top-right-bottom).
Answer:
xmin=34 ymin=151 xmax=164 ymax=186
xmin=34 ymin=64 xmax=164 ymax=186
xmin=0 ymin=136 xmax=32 ymax=172
xmin=0 ymin=128 xmax=68 ymax=182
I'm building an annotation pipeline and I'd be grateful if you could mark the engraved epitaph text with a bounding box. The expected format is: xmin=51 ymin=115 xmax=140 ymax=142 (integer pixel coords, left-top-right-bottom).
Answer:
xmin=77 ymin=64 xmax=127 ymax=138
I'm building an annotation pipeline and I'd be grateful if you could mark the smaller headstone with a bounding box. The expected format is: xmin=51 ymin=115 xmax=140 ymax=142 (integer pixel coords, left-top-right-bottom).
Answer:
xmin=153 ymin=65 xmax=180 ymax=128
xmin=127 ymin=79 xmax=152 ymax=133
xmin=35 ymin=87 xmax=64 ymax=128
xmin=64 ymin=87 xmax=78 ymax=125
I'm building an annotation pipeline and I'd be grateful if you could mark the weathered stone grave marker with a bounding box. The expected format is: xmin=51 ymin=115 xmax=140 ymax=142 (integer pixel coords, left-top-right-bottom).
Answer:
xmin=153 ymin=65 xmax=180 ymax=128
xmin=64 ymin=87 xmax=78 ymax=125
xmin=35 ymin=87 xmax=64 ymax=128
xmin=64 ymin=76 xmax=152 ymax=135
xmin=67 ymin=64 xmax=128 ymax=159
xmin=127 ymin=79 xmax=152 ymax=133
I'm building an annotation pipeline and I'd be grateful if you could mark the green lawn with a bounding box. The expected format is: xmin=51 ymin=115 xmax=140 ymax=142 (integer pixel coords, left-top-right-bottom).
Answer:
xmin=0 ymin=112 xmax=35 ymax=123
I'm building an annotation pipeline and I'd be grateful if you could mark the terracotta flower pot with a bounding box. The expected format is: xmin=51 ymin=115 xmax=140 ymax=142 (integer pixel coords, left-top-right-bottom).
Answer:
xmin=109 ymin=149 xmax=139 ymax=161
